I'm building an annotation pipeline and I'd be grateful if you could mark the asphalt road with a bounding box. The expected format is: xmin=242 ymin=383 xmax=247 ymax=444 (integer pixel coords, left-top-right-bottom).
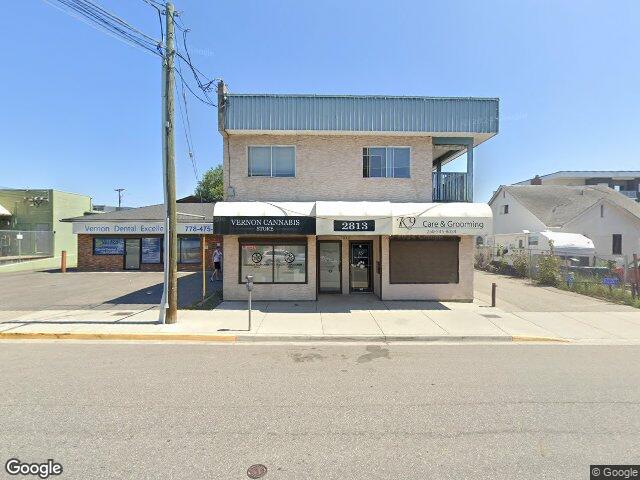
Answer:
xmin=1 ymin=342 xmax=639 ymax=479
xmin=474 ymin=270 xmax=637 ymax=312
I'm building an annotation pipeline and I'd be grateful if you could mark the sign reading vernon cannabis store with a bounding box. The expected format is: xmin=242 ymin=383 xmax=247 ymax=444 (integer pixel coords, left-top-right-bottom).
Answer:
xmin=213 ymin=216 xmax=315 ymax=235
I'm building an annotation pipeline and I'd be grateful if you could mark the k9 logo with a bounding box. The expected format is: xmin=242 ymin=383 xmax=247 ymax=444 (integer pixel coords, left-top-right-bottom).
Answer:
xmin=397 ymin=216 xmax=416 ymax=229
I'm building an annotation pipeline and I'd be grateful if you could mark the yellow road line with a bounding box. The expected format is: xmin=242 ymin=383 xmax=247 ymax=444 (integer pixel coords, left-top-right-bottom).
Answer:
xmin=512 ymin=335 xmax=570 ymax=343
xmin=0 ymin=332 xmax=237 ymax=342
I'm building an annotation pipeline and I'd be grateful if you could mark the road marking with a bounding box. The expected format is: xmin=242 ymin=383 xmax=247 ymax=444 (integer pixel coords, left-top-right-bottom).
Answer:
xmin=0 ymin=332 xmax=237 ymax=342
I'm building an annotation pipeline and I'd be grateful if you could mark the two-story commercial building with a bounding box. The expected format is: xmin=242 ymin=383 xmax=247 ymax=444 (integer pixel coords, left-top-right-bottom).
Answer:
xmin=213 ymin=82 xmax=499 ymax=301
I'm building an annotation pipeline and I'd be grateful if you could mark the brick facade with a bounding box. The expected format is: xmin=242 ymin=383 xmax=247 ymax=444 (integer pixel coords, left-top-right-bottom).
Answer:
xmin=223 ymin=134 xmax=433 ymax=202
xmin=77 ymin=234 xmax=222 ymax=272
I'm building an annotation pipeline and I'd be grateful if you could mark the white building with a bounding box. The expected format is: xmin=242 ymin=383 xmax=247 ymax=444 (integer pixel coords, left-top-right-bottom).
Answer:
xmin=488 ymin=185 xmax=640 ymax=260
xmin=514 ymin=171 xmax=640 ymax=202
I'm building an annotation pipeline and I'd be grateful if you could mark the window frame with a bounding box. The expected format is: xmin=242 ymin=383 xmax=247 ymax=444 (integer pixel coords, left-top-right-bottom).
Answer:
xmin=612 ymin=234 xmax=622 ymax=255
xmin=93 ymin=237 xmax=125 ymax=256
xmin=141 ymin=237 xmax=163 ymax=264
xmin=238 ymin=238 xmax=308 ymax=284
xmin=178 ymin=236 xmax=201 ymax=264
xmin=362 ymin=146 xmax=411 ymax=179
xmin=247 ymin=145 xmax=296 ymax=178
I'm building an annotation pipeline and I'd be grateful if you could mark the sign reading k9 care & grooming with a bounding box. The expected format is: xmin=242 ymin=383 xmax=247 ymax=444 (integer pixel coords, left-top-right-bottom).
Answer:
xmin=393 ymin=216 xmax=491 ymax=235
xmin=213 ymin=216 xmax=316 ymax=235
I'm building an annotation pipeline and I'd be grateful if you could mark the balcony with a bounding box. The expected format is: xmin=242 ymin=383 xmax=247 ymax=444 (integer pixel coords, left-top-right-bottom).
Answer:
xmin=433 ymin=172 xmax=471 ymax=202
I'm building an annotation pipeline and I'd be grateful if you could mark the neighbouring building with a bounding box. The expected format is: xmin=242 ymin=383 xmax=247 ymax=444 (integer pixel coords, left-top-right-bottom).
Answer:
xmin=515 ymin=171 xmax=640 ymax=202
xmin=62 ymin=203 xmax=220 ymax=272
xmin=0 ymin=188 xmax=92 ymax=272
xmin=488 ymin=185 xmax=640 ymax=260
xmin=213 ymin=82 xmax=499 ymax=301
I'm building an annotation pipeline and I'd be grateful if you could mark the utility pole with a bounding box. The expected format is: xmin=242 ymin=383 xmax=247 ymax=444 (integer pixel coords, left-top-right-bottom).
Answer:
xmin=164 ymin=1 xmax=178 ymax=323
xmin=114 ymin=188 xmax=125 ymax=208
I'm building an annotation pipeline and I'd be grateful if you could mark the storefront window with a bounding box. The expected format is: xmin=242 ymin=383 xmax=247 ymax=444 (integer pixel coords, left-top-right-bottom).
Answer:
xmin=240 ymin=244 xmax=273 ymax=282
xmin=273 ymin=244 xmax=306 ymax=283
xmin=141 ymin=237 xmax=162 ymax=264
xmin=240 ymin=242 xmax=307 ymax=283
xmin=93 ymin=238 xmax=124 ymax=255
xmin=179 ymin=237 xmax=200 ymax=264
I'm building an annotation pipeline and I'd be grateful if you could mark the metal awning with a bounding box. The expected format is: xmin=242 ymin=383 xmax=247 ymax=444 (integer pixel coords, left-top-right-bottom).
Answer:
xmin=315 ymin=201 xmax=392 ymax=235
xmin=212 ymin=201 xmax=493 ymax=236
xmin=391 ymin=202 xmax=492 ymax=235
xmin=212 ymin=202 xmax=316 ymax=235
xmin=213 ymin=202 xmax=315 ymax=217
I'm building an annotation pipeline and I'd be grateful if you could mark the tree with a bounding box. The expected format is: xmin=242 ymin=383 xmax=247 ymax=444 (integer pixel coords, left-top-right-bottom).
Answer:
xmin=194 ymin=165 xmax=223 ymax=202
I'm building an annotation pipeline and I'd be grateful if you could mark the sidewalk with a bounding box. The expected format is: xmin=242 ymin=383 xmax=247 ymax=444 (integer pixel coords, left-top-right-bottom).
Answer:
xmin=2 ymin=294 xmax=640 ymax=343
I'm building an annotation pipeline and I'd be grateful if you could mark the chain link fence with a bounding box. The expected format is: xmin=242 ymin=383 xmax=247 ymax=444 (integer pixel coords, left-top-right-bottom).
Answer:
xmin=475 ymin=245 xmax=640 ymax=307
xmin=0 ymin=230 xmax=54 ymax=264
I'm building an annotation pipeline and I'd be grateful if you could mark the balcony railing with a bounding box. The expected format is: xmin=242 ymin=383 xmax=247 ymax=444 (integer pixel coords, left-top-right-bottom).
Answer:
xmin=433 ymin=172 xmax=470 ymax=202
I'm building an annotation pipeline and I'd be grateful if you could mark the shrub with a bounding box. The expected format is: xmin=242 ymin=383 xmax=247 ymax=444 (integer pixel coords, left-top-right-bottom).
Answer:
xmin=536 ymin=241 xmax=561 ymax=286
xmin=512 ymin=252 xmax=529 ymax=278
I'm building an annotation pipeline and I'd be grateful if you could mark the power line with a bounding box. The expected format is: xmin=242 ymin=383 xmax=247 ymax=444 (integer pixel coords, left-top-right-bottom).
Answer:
xmin=43 ymin=0 xmax=162 ymax=56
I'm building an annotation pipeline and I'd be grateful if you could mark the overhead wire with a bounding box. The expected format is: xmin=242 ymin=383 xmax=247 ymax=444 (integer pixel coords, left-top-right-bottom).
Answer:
xmin=43 ymin=0 xmax=162 ymax=56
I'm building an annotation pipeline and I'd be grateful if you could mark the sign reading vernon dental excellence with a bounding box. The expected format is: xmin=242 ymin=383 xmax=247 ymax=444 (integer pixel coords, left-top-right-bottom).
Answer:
xmin=393 ymin=216 xmax=492 ymax=235
xmin=72 ymin=222 xmax=214 ymax=235
xmin=212 ymin=216 xmax=316 ymax=235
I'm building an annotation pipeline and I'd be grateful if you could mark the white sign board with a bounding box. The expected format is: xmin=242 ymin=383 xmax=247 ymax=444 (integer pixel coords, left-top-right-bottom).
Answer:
xmin=392 ymin=215 xmax=492 ymax=235
xmin=315 ymin=217 xmax=392 ymax=235
xmin=72 ymin=222 xmax=214 ymax=235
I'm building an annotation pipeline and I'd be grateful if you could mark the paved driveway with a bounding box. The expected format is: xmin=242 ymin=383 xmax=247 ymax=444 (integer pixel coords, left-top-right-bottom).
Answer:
xmin=0 ymin=270 xmax=219 ymax=315
xmin=474 ymin=270 xmax=637 ymax=312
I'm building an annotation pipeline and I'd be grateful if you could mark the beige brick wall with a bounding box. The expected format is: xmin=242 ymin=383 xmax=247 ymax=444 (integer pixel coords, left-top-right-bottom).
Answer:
xmin=381 ymin=235 xmax=474 ymax=301
xmin=223 ymin=134 xmax=433 ymax=202
xmin=223 ymin=235 xmax=317 ymax=300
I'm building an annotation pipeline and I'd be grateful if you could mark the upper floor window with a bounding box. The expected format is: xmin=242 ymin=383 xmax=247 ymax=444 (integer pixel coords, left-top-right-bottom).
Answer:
xmin=500 ymin=204 xmax=509 ymax=214
xmin=248 ymin=146 xmax=295 ymax=177
xmin=363 ymin=147 xmax=410 ymax=178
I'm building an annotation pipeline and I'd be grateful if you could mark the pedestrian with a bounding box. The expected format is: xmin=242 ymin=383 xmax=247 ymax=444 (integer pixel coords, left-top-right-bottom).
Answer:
xmin=211 ymin=245 xmax=223 ymax=281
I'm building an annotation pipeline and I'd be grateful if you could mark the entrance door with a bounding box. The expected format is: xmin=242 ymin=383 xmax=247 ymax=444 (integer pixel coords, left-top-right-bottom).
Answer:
xmin=349 ymin=241 xmax=372 ymax=292
xmin=124 ymin=239 xmax=141 ymax=270
xmin=318 ymin=241 xmax=341 ymax=293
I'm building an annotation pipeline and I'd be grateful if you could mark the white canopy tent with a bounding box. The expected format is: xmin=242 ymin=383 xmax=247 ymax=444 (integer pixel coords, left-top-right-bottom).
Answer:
xmin=539 ymin=231 xmax=596 ymax=256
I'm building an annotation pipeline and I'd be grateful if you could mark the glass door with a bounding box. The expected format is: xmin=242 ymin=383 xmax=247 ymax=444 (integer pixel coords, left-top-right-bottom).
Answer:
xmin=349 ymin=241 xmax=372 ymax=292
xmin=318 ymin=241 xmax=341 ymax=293
xmin=124 ymin=239 xmax=141 ymax=270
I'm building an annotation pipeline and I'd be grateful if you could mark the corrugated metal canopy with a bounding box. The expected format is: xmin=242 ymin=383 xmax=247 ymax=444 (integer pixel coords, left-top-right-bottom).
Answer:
xmin=222 ymin=94 xmax=499 ymax=135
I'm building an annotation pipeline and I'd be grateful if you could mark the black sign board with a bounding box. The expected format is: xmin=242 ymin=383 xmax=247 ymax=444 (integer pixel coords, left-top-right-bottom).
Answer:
xmin=213 ymin=216 xmax=316 ymax=235
xmin=333 ymin=220 xmax=376 ymax=232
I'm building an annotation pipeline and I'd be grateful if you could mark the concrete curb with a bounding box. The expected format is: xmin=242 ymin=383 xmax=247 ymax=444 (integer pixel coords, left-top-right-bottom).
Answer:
xmin=0 ymin=332 xmax=237 ymax=342
xmin=0 ymin=331 xmax=568 ymax=343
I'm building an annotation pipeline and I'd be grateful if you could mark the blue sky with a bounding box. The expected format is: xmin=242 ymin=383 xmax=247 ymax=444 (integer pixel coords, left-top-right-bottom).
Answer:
xmin=4 ymin=0 xmax=639 ymax=206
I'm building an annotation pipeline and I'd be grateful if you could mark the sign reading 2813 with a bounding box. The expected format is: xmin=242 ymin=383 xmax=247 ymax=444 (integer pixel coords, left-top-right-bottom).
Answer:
xmin=333 ymin=220 xmax=375 ymax=232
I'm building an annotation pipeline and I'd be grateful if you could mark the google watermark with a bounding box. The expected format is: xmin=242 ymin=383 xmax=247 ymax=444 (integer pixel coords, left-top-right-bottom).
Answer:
xmin=5 ymin=459 xmax=63 ymax=479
